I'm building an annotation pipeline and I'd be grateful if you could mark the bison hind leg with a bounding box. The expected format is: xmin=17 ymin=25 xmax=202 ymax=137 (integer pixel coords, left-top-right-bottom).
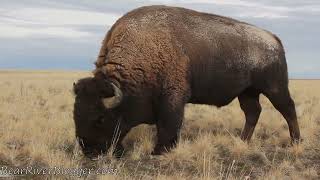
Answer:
xmin=263 ymin=86 xmax=301 ymax=143
xmin=238 ymin=88 xmax=262 ymax=141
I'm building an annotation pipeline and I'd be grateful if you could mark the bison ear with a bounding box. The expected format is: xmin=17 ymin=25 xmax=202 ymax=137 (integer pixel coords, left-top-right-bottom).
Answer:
xmin=102 ymin=83 xmax=123 ymax=109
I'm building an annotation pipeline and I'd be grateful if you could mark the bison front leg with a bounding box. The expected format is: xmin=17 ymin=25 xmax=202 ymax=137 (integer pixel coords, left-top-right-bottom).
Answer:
xmin=238 ymin=90 xmax=262 ymax=141
xmin=152 ymin=96 xmax=185 ymax=155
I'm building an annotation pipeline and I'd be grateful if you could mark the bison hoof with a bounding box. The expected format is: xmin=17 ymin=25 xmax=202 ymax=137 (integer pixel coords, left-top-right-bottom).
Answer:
xmin=291 ymin=138 xmax=303 ymax=145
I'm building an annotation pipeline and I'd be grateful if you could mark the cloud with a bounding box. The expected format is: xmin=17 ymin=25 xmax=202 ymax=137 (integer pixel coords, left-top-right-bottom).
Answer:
xmin=238 ymin=11 xmax=289 ymax=19
xmin=2 ymin=7 xmax=119 ymax=26
xmin=293 ymin=5 xmax=320 ymax=14
xmin=0 ymin=7 xmax=120 ymax=38
xmin=0 ymin=24 xmax=93 ymax=38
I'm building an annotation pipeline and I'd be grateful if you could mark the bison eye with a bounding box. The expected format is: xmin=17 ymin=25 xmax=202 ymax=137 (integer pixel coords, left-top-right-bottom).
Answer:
xmin=94 ymin=115 xmax=105 ymax=127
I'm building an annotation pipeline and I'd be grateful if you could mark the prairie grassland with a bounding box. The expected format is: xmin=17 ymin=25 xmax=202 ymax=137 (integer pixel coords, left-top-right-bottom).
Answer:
xmin=0 ymin=70 xmax=319 ymax=179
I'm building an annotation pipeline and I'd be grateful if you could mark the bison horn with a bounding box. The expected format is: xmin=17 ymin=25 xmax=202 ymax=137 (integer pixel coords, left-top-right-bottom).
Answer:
xmin=102 ymin=83 xmax=123 ymax=109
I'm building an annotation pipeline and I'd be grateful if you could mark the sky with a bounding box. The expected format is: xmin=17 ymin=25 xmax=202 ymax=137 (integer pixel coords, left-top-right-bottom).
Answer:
xmin=0 ymin=0 xmax=319 ymax=78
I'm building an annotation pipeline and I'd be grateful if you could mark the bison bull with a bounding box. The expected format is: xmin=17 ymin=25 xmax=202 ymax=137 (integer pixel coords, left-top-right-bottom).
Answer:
xmin=73 ymin=5 xmax=301 ymax=158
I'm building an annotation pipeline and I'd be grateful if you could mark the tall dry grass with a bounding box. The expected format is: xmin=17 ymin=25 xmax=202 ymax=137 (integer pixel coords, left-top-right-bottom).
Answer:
xmin=0 ymin=70 xmax=319 ymax=179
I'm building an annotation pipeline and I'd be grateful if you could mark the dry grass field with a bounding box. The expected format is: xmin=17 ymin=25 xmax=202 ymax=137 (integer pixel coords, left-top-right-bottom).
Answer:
xmin=0 ymin=70 xmax=319 ymax=179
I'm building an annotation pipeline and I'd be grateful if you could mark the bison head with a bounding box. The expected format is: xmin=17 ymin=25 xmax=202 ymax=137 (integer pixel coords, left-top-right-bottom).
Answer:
xmin=73 ymin=77 xmax=125 ymax=158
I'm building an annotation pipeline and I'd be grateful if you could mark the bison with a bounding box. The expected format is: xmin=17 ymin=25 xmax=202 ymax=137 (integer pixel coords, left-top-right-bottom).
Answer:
xmin=73 ymin=5 xmax=301 ymax=158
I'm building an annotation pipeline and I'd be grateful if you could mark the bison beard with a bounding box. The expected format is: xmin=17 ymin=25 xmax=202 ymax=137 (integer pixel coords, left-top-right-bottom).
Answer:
xmin=73 ymin=5 xmax=301 ymax=158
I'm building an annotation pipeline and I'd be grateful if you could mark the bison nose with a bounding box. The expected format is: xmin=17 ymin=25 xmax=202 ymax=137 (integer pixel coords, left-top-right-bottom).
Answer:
xmin=77 ymin=137 xmax=107 ymax=158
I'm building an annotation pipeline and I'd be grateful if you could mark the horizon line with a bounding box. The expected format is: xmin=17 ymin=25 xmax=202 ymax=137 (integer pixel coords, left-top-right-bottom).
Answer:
xmin=0 ymin=69 xmax=319 ymax=80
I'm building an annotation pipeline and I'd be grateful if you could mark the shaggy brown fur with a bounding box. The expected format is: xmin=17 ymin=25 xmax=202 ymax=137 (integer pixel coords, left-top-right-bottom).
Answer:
xmin=74 ymin=5 xmax=300 ymax=157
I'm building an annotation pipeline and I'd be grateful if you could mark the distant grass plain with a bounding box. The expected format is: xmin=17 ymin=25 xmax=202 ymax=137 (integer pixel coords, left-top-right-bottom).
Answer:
xmin=0 ymin=70 xmax=319 ymax=179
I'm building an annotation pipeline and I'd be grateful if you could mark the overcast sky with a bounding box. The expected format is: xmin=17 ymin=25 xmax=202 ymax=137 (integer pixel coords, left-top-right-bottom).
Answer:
xmin=0 ymin=0 xmax=319 ymax=78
